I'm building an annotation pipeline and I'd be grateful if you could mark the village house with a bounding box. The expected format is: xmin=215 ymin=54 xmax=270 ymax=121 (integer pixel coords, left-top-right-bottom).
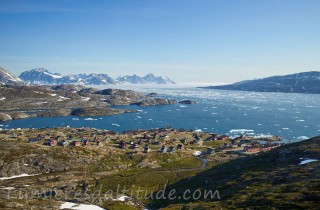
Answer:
xmin=59 ymin=140 xmax=68 ymax=147
xmin=160 ymin=145 xmax=167 ymax=153
xmin=28 ymin=138 xmax=38 ymax=143
xmin=177 ymin=144 xmax=183 ymax=150
xmin=83 ymin=140 xmax=90 ymax=146
xmin=73 ymin=141 xmax=81 ymax=146
xmin=118 ymin=141 xmax=127 ymax=149
xmin=218 ymin=135 xmax=229 ymax=141
xmin=47 ymin=139 xmax=56 ymax=146
xmin=144 ymin=144 xmax=151 ymax=153
xmin=168 ymin=146 xmax=176 ymax=153
xmin=130 ymin=143 xmax=139 ymax=149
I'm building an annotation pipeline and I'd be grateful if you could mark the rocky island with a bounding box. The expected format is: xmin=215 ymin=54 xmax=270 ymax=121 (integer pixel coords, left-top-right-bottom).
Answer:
xmin=132 ymin=98 xmax=177 ymax=106
xmin=0 ymin=84 xmax=144 ymax=121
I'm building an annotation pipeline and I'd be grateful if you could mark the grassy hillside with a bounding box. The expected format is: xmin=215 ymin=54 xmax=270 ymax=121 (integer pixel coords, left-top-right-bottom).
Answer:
xmin=148 ymin=137 xmax=320 ymax=209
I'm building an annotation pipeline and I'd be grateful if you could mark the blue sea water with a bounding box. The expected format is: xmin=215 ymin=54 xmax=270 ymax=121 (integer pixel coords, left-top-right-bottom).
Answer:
xmin=1 ymin=87 xmax=320 ymax=142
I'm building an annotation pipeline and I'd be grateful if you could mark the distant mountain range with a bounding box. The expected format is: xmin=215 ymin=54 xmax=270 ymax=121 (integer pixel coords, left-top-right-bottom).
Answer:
xmin=200 ymin=71 xmax=320 ymax=94
xmin=18 ymin=68 xmax=176 ymax=85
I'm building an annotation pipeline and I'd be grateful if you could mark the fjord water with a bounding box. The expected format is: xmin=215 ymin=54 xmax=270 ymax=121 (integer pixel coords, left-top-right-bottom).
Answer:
xmin=2 ymin=87 xmax=320 ymax=142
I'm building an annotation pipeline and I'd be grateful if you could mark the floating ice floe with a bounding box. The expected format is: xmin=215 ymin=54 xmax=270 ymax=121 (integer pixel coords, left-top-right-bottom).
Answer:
xmin=299 ymin=158 xmax=318 ymax=165
xmin=84 ymin=118 xmax=97 ymax=121
xmin=112 ymin=123 xmax=120 ymax=126
xmin=72 ymin=118 xmax=79 ymax=121
xmin=296 ymin=136 xmax=309 ymax=140
xmin=253 ymin=134 xmax=273 ymax=138
xmin=180 ymin=105 xmax=187 ymax=108
xmin=194 ymin=129 xmax=202 ymax=132
xmin=229 ymin=129 xmax=254 ymax=133
xmin=60 ymin=202 xmax=105 ymax=210
xmin=0 ymin=173 xmax=40 ymax=180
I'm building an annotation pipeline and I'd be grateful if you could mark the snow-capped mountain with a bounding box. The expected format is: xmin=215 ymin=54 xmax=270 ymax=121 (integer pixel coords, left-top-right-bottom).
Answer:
xmin=116 ymin=74 xmax=145 ymax=84
xmin=0 ymin=67 xmax=24 ymax=85
xmin=19 ymin=68 xmax=176 ymax=85
xmin=82 ymin=73 xmax=115 ymax=85
xmin=19 ymin=68 xmax=64 ymax=85
xmin=19 ymin=69 xmax=115 ymax=85
xmin=116 ymin=73 xmax=176 ymax=84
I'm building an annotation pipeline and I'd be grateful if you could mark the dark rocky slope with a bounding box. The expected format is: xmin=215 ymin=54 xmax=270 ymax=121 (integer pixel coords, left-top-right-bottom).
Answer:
xmin=201 ymin=71 xmax=320 ymax=94
xmin=132 ymin=98 xmax=177 ymax=106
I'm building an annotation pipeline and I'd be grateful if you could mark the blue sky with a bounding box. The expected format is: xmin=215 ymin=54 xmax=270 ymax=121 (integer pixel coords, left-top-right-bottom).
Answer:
xmin=0 ymin=0 xmax=319 ymax=83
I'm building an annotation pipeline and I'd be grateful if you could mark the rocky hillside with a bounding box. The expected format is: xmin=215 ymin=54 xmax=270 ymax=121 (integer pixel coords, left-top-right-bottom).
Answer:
xmin=0 ymin=67 xmax=24 ymax=85
xmin=0 ymin=84 xmax=145 ymax=121
xmin=148 ymin=136 xmax=320 ymax=209
xmin=201 ymin=71 xmax=320 ymax=94
xmin=19 ymin=68 xmax=176 ymax=85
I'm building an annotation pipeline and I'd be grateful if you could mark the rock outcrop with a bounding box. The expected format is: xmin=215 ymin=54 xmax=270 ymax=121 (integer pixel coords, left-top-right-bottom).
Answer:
xmin=37 ymin=109 xmax=71 ymax=117
xmin=70 ymin=107 xmax=135 ymax=117
xmin=178 ymin=100 xmax=197 ymax=104
xmin=9 ymin=112 xmax=33 ymax=120
xmin=0 ymin=113 xmax=12 ymax=121
xmin=133 ymin=98 xmax=177 ymax=106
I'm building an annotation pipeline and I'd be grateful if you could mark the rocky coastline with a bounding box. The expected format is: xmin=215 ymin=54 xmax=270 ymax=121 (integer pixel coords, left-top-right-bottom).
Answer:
xmin=0 ymin=84 xmax=195 ymax=121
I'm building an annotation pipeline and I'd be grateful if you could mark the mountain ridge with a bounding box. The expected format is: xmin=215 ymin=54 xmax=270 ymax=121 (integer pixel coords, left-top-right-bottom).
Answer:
xmin=200 ymin=71 xmax=320 ymax=94
xmin=0 ymin=67 xmax=24 ymax=85
xmin=19 ymin=68 xmax=175 ymax=85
